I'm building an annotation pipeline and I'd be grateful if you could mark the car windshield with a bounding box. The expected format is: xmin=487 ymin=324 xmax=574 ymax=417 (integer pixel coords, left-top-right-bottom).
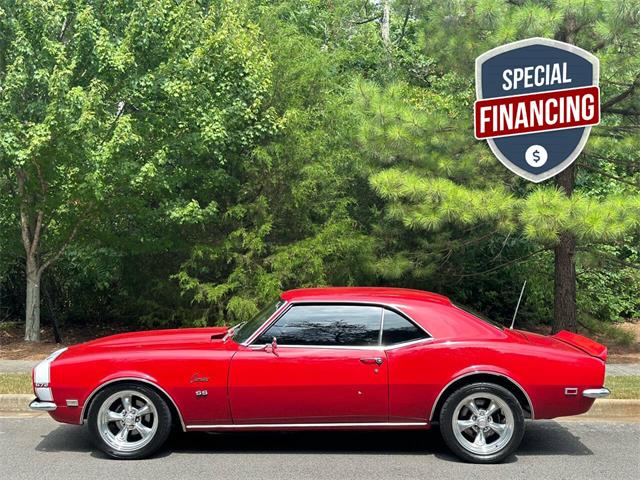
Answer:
xmin=231 ymin=298 xmax=285 ymax=344
xmin=453 ymin=302 xmax=503 ymax=329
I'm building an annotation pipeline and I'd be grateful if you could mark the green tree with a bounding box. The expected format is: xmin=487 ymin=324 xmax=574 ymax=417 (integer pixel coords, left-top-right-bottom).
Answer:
xmin=175 ymin=1 xmax=383 ymax=323
xmin=360 ymin=0 xmax=640 ymax=332
xmin=0 ymin=0 xmax=276 ymax=340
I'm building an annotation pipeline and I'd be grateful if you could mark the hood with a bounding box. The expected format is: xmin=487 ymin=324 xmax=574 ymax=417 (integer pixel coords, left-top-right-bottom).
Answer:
xmin=72 ymin=326 xmax=230 ymax=351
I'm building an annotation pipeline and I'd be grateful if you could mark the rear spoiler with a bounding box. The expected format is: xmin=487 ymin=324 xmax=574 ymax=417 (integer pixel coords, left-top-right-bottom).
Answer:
xmin=553 ymin=330 xmax=608 ymax=362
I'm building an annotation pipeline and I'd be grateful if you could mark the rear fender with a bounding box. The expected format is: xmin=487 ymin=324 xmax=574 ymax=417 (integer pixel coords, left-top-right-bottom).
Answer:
xmin=429 ymin=366 xmax=534 ymax=421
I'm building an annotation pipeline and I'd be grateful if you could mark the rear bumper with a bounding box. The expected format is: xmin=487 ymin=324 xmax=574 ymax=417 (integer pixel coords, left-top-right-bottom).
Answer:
xmin=29 ymin=399 xmax=57 ymax=411
xmin=583 ymin=388 xmax=610 ymax=399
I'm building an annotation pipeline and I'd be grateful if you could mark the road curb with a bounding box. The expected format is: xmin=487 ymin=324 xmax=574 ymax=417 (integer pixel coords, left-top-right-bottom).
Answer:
xmin=0 ymin=394 xmax=34 ymax=412
xmin=575 ymin=399 xmax=640 ymax=419
xmin=0 ymin=394 xmax=639 ymax=418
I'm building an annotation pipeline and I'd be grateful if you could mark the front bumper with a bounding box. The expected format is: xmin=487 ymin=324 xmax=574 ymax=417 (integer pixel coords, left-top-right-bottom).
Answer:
xmin=29 ymin=399 xmax=57 ymax=411
xmin=583 ymin=388 xmax=611 ymax=399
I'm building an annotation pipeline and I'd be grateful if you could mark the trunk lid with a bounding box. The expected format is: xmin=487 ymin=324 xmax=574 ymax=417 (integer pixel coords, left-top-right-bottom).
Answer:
xmin=552 ymin=330 xmax=608 ymax=361
xmin=508 ymin=328 xmax=607 ymax=361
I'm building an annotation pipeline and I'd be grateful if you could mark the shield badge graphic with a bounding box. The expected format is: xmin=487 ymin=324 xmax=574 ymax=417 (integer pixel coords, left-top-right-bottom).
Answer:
xmin=475 ymin=38 xmax=600 ymax=182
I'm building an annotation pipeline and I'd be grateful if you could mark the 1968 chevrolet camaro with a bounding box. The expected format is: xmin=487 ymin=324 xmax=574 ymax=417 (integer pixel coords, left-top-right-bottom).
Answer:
xmin=30 ymin=287 xmax=610 ymax=463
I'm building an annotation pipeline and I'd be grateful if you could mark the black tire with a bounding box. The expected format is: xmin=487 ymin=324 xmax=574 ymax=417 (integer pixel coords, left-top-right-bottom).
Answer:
xmin=87 ymin=382 xmax=172 ymax=459
xmin=439 ymin=382 xmax=525 ymax=463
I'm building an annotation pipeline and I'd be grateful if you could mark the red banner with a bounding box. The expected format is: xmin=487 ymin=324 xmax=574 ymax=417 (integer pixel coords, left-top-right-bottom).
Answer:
xmin=474 ymin=86 xmax=600 ymax=139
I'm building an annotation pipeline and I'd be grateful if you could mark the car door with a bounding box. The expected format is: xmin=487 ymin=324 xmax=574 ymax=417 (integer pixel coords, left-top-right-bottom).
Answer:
xmin=381 ymin=309 xmax=434 ymax=422
xmin=228 ymin=304 xmax=388 ymax=424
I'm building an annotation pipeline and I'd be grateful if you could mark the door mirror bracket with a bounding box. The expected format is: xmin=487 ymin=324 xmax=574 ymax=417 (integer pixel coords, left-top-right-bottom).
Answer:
xmin=262 ymin=336 xmax=279 ymax=356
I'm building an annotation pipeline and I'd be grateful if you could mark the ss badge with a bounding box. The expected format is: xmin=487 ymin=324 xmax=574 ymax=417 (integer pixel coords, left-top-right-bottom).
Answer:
xmin=195 ymin=390 xmax=208 ymax=397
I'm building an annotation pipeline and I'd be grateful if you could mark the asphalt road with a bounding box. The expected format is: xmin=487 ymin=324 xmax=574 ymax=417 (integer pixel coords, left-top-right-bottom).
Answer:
xmin=0 ymin=416 xmax=638 ymax=480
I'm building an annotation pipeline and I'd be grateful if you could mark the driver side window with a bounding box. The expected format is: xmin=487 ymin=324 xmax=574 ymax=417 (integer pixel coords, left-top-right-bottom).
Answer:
xmin=255 ymin=304 xmax=382 ymax=346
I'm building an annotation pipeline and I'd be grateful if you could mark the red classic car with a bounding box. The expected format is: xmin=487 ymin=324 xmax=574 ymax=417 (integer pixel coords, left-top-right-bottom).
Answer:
xmin=30 ymin=287 xmax=610 ymax=463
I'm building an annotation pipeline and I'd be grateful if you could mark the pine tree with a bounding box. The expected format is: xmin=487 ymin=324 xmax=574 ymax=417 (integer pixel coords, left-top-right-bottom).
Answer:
xmin=360 ymin=0 xmax=640 ymax=332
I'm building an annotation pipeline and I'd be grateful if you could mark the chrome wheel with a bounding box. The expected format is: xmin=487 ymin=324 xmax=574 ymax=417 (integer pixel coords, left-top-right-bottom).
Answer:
xmin=451 ymin=392 xmax=514 ymax=456
xmin=97 ymin=390 xmax=158 ymax=453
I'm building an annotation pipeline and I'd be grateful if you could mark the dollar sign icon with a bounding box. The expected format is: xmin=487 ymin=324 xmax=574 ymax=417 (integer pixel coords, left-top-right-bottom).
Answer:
xmin=525 ymin=145 xmax=548 ymax=168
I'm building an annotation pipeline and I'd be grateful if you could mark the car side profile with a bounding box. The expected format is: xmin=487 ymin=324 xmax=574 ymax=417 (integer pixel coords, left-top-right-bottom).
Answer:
xmin=30 ymin=287 xmax=610 ymax=463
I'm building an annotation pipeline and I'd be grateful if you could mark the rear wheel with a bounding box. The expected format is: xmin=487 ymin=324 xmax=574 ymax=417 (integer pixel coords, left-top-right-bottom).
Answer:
xmin=439 ymin=382 xmax=524 ymax=463
xmin=87 ymin=382 xmax=172 ymax=459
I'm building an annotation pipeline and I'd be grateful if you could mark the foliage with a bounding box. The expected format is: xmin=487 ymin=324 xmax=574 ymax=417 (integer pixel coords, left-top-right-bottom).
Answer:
xmin=358 ymin=0 xmax=640 ymax=330
xmin=0 ymin=0 xmax=638 ymax=341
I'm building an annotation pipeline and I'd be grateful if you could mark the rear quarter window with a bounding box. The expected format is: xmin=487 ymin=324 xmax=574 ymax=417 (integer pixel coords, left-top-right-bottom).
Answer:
xmin=382 ymin=309 xmax=429 ymax=345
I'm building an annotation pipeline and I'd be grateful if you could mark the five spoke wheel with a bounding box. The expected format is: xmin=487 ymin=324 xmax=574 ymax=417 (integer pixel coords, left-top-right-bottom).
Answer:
xmin=88 ymin=382 xmax=172 ymax=459
xmin=439 ymin=382 xmax=525 ymax=463
xmin=452 ymin=393 xmax=514 ymax=455
xmin=97 ymin=390 xmax=159 ymax=452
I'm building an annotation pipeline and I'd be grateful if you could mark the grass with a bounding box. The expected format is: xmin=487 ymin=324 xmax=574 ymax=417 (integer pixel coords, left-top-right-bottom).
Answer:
xmin=0 ymin=373 xmax=32 ymax=394
xmin=0 ymin=373 xmax=637 ymax=399
xmin=606 ymin=375 xmax=640 ymax=400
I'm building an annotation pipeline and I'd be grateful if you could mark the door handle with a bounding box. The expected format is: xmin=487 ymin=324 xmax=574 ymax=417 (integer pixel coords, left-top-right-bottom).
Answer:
xmin=360 ymin=357 xmax=383 ymax=365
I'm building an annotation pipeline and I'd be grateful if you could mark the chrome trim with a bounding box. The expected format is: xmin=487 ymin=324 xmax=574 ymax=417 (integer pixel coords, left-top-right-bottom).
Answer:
xmin=428 ymin=371 xmax=535 ymax=422
xmin=185 ymin=421 xmax=428 ymax=430
xmin=241 ymin=300 xmax=289 ymax=346
xmin=383 ymin=337 xmax=434 ymax=350
xmin=248 ymin=344 xmax=386 ymax=351
xmin=245 ymin=338 xmax=434 ymax=352
xmin=378 ymin=308 xmax=385 ymax=345
xmin=583 ymin=388 xmax=610 ymax=398
xmin=243 ymin=300 xmax=433 ymax=348
xmin=80 ymin=377 xmax=187 ymax=432
xmin=29 ymin=399 xmax=57 ymax=411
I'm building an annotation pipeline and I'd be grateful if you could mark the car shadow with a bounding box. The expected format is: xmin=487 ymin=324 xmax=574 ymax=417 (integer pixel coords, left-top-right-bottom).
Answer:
xmin=514 ymin=421 xmax=593 ymax=457
xmin=35 ymin=420 xmax=592 ymax=461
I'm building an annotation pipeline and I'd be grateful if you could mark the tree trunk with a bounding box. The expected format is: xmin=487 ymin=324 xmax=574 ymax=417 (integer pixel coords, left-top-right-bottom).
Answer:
xmin=553 ymin=231 xmax=577 ymax=333
xmin=24 ymin=258 xmax=42 ymax=342
xmin=381 ymin=0 xmax=390 ymax=46
xmin=551 ymin=20 xmax=579 ymax=334
xmin=552 ymin=164 xmax=577 ymax=333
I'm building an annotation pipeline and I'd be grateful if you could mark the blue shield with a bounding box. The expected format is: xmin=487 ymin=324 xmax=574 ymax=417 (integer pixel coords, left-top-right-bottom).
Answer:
xmin=476 ymin=38 xmax=599 ymax=182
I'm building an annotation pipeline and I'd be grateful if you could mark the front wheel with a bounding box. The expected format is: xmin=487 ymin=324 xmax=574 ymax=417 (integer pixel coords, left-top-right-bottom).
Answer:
xmin=87 ymin=382 xmax=172 ymax=459
xmin=439 ymin=382 xmax=525 ymax=463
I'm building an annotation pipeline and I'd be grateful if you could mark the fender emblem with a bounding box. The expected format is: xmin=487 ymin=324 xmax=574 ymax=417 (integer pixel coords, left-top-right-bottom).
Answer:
xmin=190 ymin=374 xmax=209 ymax=383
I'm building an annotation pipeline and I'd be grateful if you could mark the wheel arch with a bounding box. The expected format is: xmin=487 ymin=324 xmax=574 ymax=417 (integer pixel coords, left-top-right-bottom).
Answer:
xmin=81 ymin=377 xmax=186 ymax=432
xmin=430 ymin=371 xmax=534 ymax=423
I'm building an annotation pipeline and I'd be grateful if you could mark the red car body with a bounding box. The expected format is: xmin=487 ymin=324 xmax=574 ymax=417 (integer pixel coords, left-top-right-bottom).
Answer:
xmin=32 ymin=287 xmax=608 ymax=432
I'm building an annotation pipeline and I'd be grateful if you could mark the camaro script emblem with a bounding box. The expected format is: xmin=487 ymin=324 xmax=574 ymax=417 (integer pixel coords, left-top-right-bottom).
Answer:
xmin=190 ymin=373 xmax=209 ymax=383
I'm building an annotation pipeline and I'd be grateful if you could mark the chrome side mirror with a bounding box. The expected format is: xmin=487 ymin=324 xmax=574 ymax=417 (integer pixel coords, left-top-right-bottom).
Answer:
xmin=262 ymin=336 xmax=278 ymax=356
